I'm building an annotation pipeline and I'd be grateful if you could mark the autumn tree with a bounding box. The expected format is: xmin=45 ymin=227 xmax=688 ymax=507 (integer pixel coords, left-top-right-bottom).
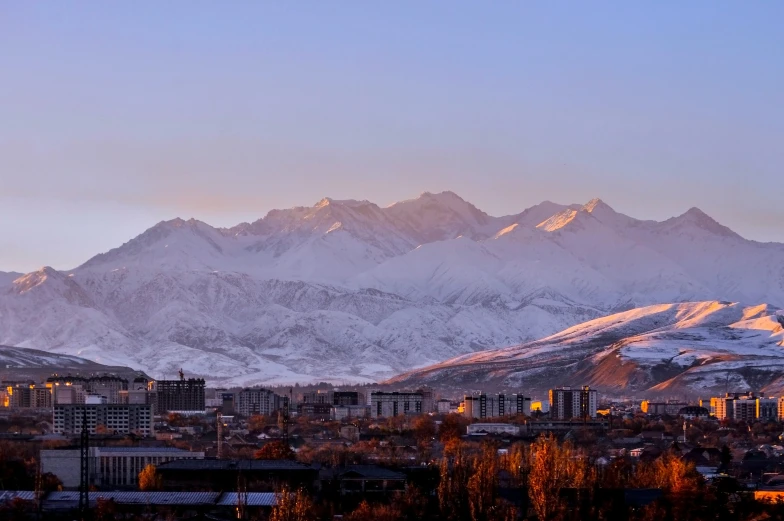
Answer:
xmin=438 ymin=441 xmax=472 ymax=521
xmin=345 ymin=500 xmax=400 ymax=521
xmin=467 ymin=442 xmax=499 ymax=521
xmin=255 ymin=440 xmax=295 ymax=460
xmin=269 ymin=486 xmax=315 ymax=521
xmin=412 ymin=415 xmax=437 ymax=444
xmin=527 ymin=435 xmax=593 ymax=521
xmin=439 ymin=414 xmax=468 ymax=443
xmin=138 ymin=463 xmax=162 ymax=491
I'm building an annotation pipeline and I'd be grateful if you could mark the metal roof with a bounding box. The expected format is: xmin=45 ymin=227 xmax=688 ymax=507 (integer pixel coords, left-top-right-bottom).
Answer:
xmin=216 ymin=492 xmax=278 ymax=507
xmin=0 ymin=491 xmax=36 ymax=502
xmin=157 ymin=459 xmax=315 ymax=471
xmin=46 ymin=491 xmax=220 ymax=505
xmin=94 ymin=447 xmax=194 ymax=453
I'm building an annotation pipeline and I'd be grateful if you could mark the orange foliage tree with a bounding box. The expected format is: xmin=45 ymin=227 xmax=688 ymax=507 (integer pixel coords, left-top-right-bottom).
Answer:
xmin=254 ymin=440 xmax=295 ymax=460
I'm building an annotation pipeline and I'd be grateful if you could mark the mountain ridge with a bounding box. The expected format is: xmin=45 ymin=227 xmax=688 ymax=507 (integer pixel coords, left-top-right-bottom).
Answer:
xmin=2 ymin=191 xmax=783 ymax=387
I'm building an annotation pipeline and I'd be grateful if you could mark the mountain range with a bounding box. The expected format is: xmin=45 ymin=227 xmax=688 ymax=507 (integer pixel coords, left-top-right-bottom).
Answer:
xmin=1 ymin=191 xmax=783 ymax=389
xmin=389 ymin=301 xmax=784 ymax=396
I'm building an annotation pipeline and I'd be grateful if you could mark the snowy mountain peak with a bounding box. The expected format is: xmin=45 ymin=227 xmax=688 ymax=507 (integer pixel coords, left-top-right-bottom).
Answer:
xmin=582 ymin=198 xmax=613 ymax=214
xmin=536 ymin=209 xmax=579 ymax=232
xmin=663 ymin=207 xmax=740 ymax=238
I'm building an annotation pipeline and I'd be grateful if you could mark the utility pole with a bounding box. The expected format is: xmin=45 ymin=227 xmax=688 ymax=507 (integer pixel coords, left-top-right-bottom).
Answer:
xmin=217 ymin=412 xmax=224 ymax=459
xmin=78 ymin=406 xmax=89 ymax=520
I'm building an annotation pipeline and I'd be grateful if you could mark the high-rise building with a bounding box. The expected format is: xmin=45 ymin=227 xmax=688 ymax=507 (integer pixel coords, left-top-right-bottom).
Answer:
xmin=3 ymin=383 xmax=52 ymax=409
xmin=236 ymin=388 xmax=288 ymax=417
xmin=153 ymin=377 xmax=205 ymax=413
xmin=548 ymin=386 xmax=598 ymax=420
xmin=371 ymin=391 xmax=423 ymax=418
xmin=713 ymin=392 xmax=760 ymax=421
xmin=53 ymin=403 xmax=154 ymax=436
xmin=463 ymin=393 xmax=532 ymax=419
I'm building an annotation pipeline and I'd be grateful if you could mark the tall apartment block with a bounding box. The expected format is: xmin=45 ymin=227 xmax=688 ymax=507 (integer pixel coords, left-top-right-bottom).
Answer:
xmin=53 ymin=403 xmax=154 ymax=436
xmin=548 ymin=386 xmax=598 ymax=420
xmin=153 ymin=377 xmax=205 ymax=413
xmin=463 ymin=393 xmax=532 ymax=419
xmin=236 ymin=387 xmax=289 ymax=416
xmin=370 ymin=391 xmax=423 ymax=418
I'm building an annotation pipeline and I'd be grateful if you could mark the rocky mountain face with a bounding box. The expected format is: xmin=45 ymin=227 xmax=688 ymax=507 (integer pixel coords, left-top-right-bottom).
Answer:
xmin=1 ymin=192 xmax=783 ymax=388
xmin=388 ymin=302 xmax=784 ymax=396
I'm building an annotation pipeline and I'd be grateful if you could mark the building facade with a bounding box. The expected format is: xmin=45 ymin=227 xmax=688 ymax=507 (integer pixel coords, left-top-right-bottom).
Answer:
xmin=548 ymin=386 xmax=598 ymax=420
xmin=713 ymin=392 xmax=761 ymax=421
xmin=370 ymin=391 xmax=423 ymax=418
xmin=41 ymin=446 xmax=204 ymax=488
xmin=463 ymin=393 xmax=532 ymax=419
xmin=236 ymin=388 xmax=287 ymax=417
xmin=153 ymin=378 xmax=205 ymax=413
xmin=53 ymin=403 xmax=154 ymax=436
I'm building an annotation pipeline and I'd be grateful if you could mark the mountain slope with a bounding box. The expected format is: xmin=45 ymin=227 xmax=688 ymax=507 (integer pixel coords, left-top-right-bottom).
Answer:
xmin=388 ymin=301 xmax=784 ymax=395
xmin=0 ymin=344 xmax=148 ymax=382
xmin=2 ymin=192 xmax=784 ymax=386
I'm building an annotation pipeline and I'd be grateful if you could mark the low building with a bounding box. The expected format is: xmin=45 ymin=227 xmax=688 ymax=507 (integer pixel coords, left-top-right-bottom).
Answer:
xmin=436 ymin=399 xmax=452 ymax=414
xmin=467 ymin=423 xmax=521 ymax=436
xmin=370 ymin=392 xmax=423 ymax=418
xmin=328 ymin=465 xmax=407 ymax=495
xmin=678 ymin=406 xmax=710 ymax=420
xmin=157 ymin=459 xmax=318 ymax=492
xmin=41 ymin=446 xmax=204 ymax=488
xmin=53 ymin=403 xmax=154 ymax=436
xmin=331 ymin=405 xmax=370 ymax=421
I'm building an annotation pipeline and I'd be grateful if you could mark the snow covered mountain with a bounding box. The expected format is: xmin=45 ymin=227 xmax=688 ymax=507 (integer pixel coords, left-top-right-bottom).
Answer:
xmin=0 ymin=344 xmax=148 ymax=383
xmin=388 ymin=301 xmax=784 ymax=396
xmin=1 ymin=192 xmax=783 ymax=387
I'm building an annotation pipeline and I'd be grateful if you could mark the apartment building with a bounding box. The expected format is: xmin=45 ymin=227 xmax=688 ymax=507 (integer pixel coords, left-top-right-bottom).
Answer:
xmin=53 ymin=403 xmax=154 ymax=436
xmin=370 ymin=391 xmax=423 ymax=418
xmin=463 ymin=393 xmax=532 ymax=419
xmin=548 ymin=386 xmax=598 ymax=420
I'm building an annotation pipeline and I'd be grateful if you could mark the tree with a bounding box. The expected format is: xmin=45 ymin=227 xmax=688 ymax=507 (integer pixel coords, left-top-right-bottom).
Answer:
xmin=345 ymin=500 xmax=400 ymax=521
xmin=527 ymin=435 xmax=590 ymax=521
xmin=438 ymin=441 xmax=471 ymax=521
xmin=269 ymin=486 xmax=315 ymax=521
xmin=467 ymin=442 xmax=499 ymax=521
xmin=439 ymin=414 xmax=467 ymax=443
xmin=254 ymin=440 xmax=295 ymax=460
xmin=720 ymin=445 xmax=732 ymax=470
xmin=138 ymin=463 xmax=162 ymax=491
xmin=412 ymin=415 xmax=437 ymax=444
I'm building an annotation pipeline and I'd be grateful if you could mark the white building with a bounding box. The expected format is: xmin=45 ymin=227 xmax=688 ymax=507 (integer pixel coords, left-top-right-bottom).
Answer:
xmin=41 ymin=446 xmax=204 ymax=488
xmin=331 ymin=405 xmax=370 ymax=421
xmin=53 ymin=403 xmax=154 ymax=436
xmin=436 ymin=399 xmax=452 ymax=414
xmin=370 ymin=391 xmax=423 ymax=418
xmin=467 ymin=423 xmax=521 ymax=436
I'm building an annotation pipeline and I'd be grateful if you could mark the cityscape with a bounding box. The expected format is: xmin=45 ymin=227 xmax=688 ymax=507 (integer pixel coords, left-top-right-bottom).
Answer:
xmin=3 ymin=2 xmax=784 ymax=520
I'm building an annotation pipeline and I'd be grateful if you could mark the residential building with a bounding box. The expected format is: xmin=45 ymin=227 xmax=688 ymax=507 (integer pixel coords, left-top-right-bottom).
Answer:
xmin=3 ymin=383 xmax=52 ymax=409
xmin=41 ymin=446 xmax=204 ymax=488
xmin=548 ymin=386 xmax=598 ymax=420
xmin=53 ymin=403 xmax=154 ymax=436
xmin=714 ymin=392 xmax=760 ymax=421
xmin=641 ymin=401 xmax=689 ymax=416
xmin=153 ymin=377 xmax=205 ymax=413
xmin=370 ymin=391 xmax=423 ymax=418
xmin=236 ymin=388 xmax=287 ymax=417
xmin=463 ymin=393 xmax=532 ymax=419
xmin=678 ymin=406 xmax=710 ymax=420
xmin=759 ymin=398 xmax=778 ymax=421
xmin=436 ymin=399 xmax=452 ymax=414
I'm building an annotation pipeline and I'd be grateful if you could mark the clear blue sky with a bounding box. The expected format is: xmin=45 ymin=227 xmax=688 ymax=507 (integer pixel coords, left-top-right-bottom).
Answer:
xmin=1 ymin=2 xmax=782 ymax=272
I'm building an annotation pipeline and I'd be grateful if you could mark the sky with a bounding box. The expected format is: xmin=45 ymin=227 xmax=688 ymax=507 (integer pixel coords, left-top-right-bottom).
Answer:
xmin=1 ymin=2 xmax=783 ymax=272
